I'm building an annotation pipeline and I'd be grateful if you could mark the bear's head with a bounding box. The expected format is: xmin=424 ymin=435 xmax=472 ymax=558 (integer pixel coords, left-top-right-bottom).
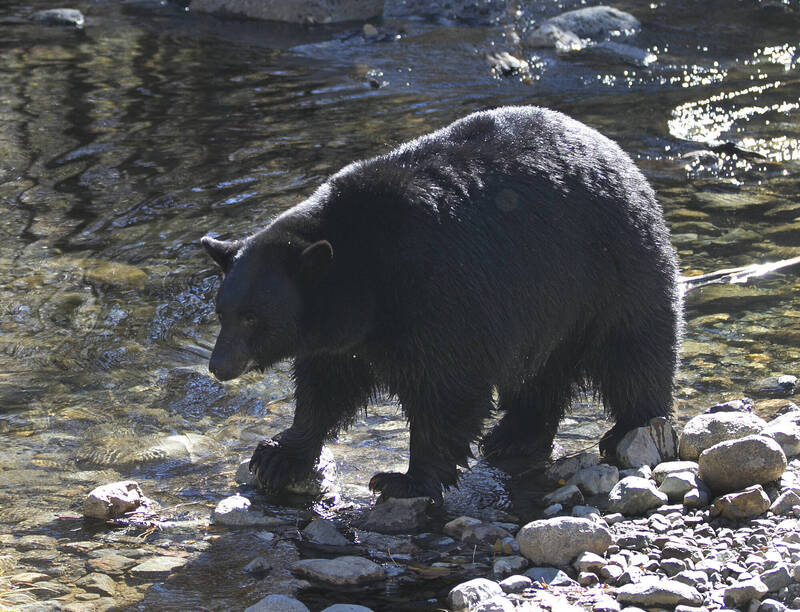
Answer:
xmin=201 ymin=234 xmax=333 ymax=381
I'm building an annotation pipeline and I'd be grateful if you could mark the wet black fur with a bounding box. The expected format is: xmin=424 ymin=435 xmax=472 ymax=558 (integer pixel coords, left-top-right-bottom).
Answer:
xmin=202 ymin=106 xmax=683 ymax=503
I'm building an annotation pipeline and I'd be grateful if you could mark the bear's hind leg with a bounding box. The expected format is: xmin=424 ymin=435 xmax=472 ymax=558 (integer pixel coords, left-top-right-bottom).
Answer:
xmin=369 ymin=379 xmax=492 ymax=504
xmin=480 ymin=361 xmax=577 ymax=461
xmin=250 ymin=354 xmax=374 ymax=491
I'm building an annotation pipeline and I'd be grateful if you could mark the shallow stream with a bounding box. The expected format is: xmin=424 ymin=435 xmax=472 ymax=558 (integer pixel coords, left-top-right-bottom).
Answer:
xmin=1 ymin=1 xmax=800 ymax=609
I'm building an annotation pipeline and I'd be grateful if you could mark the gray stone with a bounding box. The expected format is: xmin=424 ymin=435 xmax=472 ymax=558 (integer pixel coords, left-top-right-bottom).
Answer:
xmin=683 ymin=487 xmax=710 ymax=508
xmin=649 ymin=417 xmax=680 ymax=461
xmin=724 ymin=577 xmax=770 ymax=607
xmin=607 ymin=476 xmax=668 ymax=515
xmin=130 ymin=556 xmax=188 ymax=578
xmin=653 ymin=461 xmax=700 ymax=485
xmin=243 ymin=557 xmax=271 ymax=574
xmin=363 ymin=496 xmax=430 ymax=534
xmin=763 ymin=411 xmax=800 ymax=457
xmin=659 ymin=471 xmax=701 ymax=502
xmin=760 ymin=564 xmax=791 ymax=592
xmin=699 ymin=435 xmax=787 ymax=493
xmin=573 ymin=551 xmax=606 ymax=574
xmin=516 ymin=517 xmax=612 ymax=566
xmin=292 ymin=556 xmax=384 ymax=586
xmin=543 ymin=503 xmax=562 ymax=517
xmin=542 ymin=484 xmax=584 ymax=507
xmin=679 ymin=412 xmax=768 ymax=460
xmin=83 ymin=481 xmax=156 ymax=520
xmin=443 ymin=516 xmax=482 ymax=539
xmin=545 ymin=451 xmax=600 ymax=483
xmin=758 ymin=600 xmax=787 ymax=612
xmin=75 ymin=573 xmax=116 ymax=597
xmin=461 ymin=522 xmax=513 ymax=548
xmin=498 ymin=574 xmax=532 ymax=594
xmin=672 ymin=569 xmax=709 ymax=588
xmin=448 ymin=577 xmax=503 ymax=610
xmin=525 ymin=5 xmax=639 ymax=50
xmin=471 ymin=598 xmax=516 ymax=612
xmin=245 ymin=594 xmax=310 ymax=612
xmin=86 ymin=553 xmax=137 ymax=575
xmin=523 ymin=23 xmax=583 ymax=52
xmin=320 ymin=605 xmax=374 ymax=612
xmin=303 ymin=519 xmax=349 ymax=546
xmin=711 ymin=485 xmax=771 ymax=520
xmin=616 ymin=427 xmax=662 ymax=469
xmin=524 ymin=567 xmax=577 ymax=586
xmin=492 ymin=555 xmax=528 ymax=577
xmin=770 ymin=490 xmax=800 ymax=515
xmin=211 ymin=494 xmax=288 ymax=527
xmin=191 ymin=0 xmax=384 ymax=23
xmin=707 ymin=398 xmax=754 ymax=413
xmin=615 ymin=576 xmax=704 ymax=607
xmin=31 ymin=8 xmax=84 ymax=26
xmin=567 ymin=464 xmax=619 ymax=496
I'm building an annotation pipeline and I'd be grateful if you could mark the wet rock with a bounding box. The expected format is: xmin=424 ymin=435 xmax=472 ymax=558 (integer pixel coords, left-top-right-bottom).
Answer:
xmin=679 ymin=411 xmax=768 ymax=460
xmin=652 ymin=461 xmax=700 ymax=484
xmin=243 ymin=556 xmax=271 ymax=575
xmin=542 ymin=503 xmax=562 ymax=517
xmin=461 ymin=522 xmax=513 ymax=549
xmin=710 ymin=485 xmax=771 ymax=520
xmin=303 ymin=519 xmax=349 ymax=546
xmin=448 ymin=577 xmax=503 ymax=610
xmin=724 ymin=577 xmax=770 ymax=607
xmin=31 ymin=8 xmax=84 ymax=27
xmin=486 ymin=52 xmax=530 ymax=77
xmin=754 ymin=375 xmax=798 ymax=398
xmin=543 ymin=5 xmax=640 ymax=40
xmin=542 ymin=484 xmax=584 ymax=507
xmin=699 ymin=435 xmax=786 ymax=493
xmin=292 ymin=556 xmax=384 ymax=586
xmin=516 ymin=517 xmax=612 ymax=566
xmin=490 ymin=536 xmax=519 ymax=555
xmin=15 ymin=535 xmax=57 ymax=551
xmin=130 ymin=556 xmax=188 ymax=578
xmin=492 ymin=555 xmax=528 ymax=576
xmin=763 ymin=411 xmax=800 ymax=457
xmin=9 ymin=572 xmax=50 ymax=584
xmin=607 ymin=476 xmax=668 ymax=515
xmin=191 ymin=0 xmax=385 ymax=23
xmin=523 ymin=23 xmax=583 ymax=52
xmin=76 ymin=572 xmax=116 ymax=597
xmin=83 ymin=480 xmax=156 ymax=520
xmin=615 ymin=576 xmax=704 ymax=607
xmin=524 ymin=567 xmax=577 ymax=586
xmin=769 ymin=489 xmax=800 ymax=514
xmin=708 ymin=397 xmax=754 ymax=413
xmin=212 ymin=494 xmax=288 ymax=527
xmin=575 ymin=41 xmax=656 ymax=67
xmin=362 ymin=497 xmax=430 ymax=534
xmin=545 ymin=451 xmax=600 ymax=482
xmin=616 ymin=427 xmax=661 ymax=468
xmin=86 ymin=552 xmax=137 ymax=575
xmin=362 ymin=23 xmax=378 ymax=38
xmin=567 ymin=464 xmax=619 ymax=496
xmin=244 ymin=594 xmax=310 ymax=612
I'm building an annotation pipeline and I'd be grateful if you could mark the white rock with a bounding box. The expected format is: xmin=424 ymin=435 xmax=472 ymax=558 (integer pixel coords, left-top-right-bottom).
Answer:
xmin=448 ymin=577 xmax=503 ymax=610
xmin=516 ymin=517 xmax=612 ymax=566
xmin=245 ymin=594 xmax=310 ymax=612
xmin=658 ymin=471 xmax=701 ymax=502
xmin=724 ymin=577 xmax=769 ymax=607
xmin=472 ymin=597 xmax=515 ymax=612
xmin=763 ymin=411 xmax=800 ymax=457
xmin=498 ymin=574 xmax=532 ymax=594
xmin=699 ymin=435 xmax=787 ymax=493
xmin=652 ymin=461 xmax=700 ymax=485
xmin=616 ymin=427 xmax=661 ymax=468
xmin=292 ymin=556 xmax=384 ymax=586
xmin=679 ymin=412 xmax=767 ymax=460
xmin=212 ymin=494 xmax=287 ymax=527
xmin=607 ymin=476 xmax=668 ymax=515
xmin=615 ymin=575 xmax=703 ymax=607
xmin=83 ymin=481 xmax=157 ymax=520
xmin=543 ymin=5 xmax=640 ymax=39
xmin=567 ymin=464 xmax=619 ymax=496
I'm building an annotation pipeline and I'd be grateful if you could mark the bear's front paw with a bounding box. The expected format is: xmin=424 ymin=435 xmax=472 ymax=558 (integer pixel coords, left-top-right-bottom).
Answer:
xmin=249 ymin=439 xmax=317 ymax=491
xmin=368 ymin=471 xmax=444 ymax=505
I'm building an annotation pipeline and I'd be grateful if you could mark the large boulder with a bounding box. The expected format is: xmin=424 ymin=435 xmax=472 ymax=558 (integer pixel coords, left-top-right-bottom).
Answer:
xmin=516 ymin=517 xmax=612 ymax=566
xmin=678 ymin=411 xmax=767 ymax=460
xmin=190 ymin=0 xmax=384 ymax=23
xmin=698 ymin=435 xmax=786 ymax=493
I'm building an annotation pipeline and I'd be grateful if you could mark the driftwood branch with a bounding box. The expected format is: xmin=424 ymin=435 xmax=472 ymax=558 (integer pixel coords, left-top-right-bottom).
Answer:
xmin=680 ymin=256 xmax=800 ymax=293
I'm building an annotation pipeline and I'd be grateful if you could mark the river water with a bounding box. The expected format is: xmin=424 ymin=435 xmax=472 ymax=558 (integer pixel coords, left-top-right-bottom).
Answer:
xmin=1 ymin=0 xmax=799 ymax=610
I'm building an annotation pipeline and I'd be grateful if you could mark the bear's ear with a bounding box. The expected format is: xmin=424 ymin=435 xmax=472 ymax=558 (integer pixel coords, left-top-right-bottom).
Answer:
xmin=201 ymin=236 xmax=240 ymax=273
xmin=299 ymin=240 xmax=333 ymax=281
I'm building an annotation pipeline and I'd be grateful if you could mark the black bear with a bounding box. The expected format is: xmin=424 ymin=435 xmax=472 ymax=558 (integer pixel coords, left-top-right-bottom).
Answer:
xmin=201 ymin=106 xmax=682 ymax=503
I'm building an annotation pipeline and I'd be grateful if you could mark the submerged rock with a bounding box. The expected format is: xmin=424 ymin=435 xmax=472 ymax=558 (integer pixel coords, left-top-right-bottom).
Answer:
xmin=292 ymin=556 xmax=385 ymax=586
xmin=31 ymin=8 xmax=84 ymax=27
xmin=212 ymin=494 xmax=288 ymax=527
xmin=130 ymin=556 xmax=188 ymax=578
xmin=190 ymin=0 xmax=384 ymax=23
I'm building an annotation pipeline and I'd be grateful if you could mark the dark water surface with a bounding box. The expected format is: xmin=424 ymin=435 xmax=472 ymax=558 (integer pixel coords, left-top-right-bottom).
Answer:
xmin=1 ymin=0 xmax=800 ymax=609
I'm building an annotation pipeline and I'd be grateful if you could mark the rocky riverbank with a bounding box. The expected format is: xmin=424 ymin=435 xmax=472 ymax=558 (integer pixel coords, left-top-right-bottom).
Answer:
xmin=4 ymin=388 xmax=800 ymax=611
